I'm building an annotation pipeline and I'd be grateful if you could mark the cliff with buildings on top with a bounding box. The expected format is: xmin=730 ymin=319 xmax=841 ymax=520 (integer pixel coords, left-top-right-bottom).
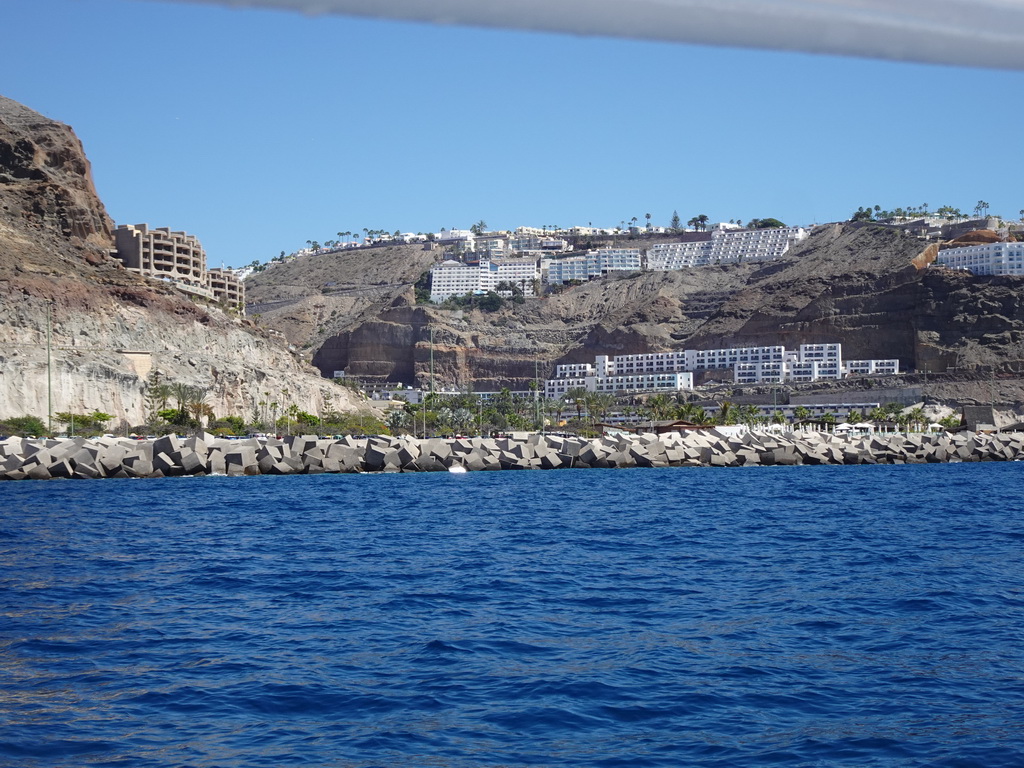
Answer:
xmin=246 ymin=220 xmax=1024 ymax=405
xmin=0 ymin=94 xmax=373 ymax=428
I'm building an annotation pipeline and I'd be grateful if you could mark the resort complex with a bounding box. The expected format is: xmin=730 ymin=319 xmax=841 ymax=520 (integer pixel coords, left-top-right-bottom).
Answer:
xmin=545 ymin=344 xmax=899 ymax=398
xmin=428 ymin=225 xmax=809 ymax=301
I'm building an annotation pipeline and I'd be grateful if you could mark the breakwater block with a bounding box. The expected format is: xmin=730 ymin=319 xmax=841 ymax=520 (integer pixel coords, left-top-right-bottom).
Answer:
xmin=4 ymin=429 xmax=1024 ymax=480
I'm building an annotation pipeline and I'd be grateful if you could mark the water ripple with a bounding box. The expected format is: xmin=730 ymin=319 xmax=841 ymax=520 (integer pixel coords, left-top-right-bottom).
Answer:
xmin=2 ymin=463 xmax=1024 ymax=766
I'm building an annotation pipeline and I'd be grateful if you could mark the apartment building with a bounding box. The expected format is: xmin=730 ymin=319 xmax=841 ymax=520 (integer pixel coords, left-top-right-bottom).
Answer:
xmin=113 ymin=224 xmax=213 ymax=299
xmin=547 ymin=343 xmax=899 ymax=396
xmin=647 ymin=226 xmax=808 ymax=270
xmin=429 ymin=258 xmax=540 ymax=302
xmin=543 ymin=248 xmax=642 ymax=285
xmin=112 ymin=224 xmax=249 ymax=313
xmin=935 ymin=241 xmax=1024 ymax=276
xmin=545 ymin=372 xmax=694 ymax=398
xmin=429 ymin=260 xmax=482 ymax=302
xmin=207 ymin=267 xmax=246 ymax=312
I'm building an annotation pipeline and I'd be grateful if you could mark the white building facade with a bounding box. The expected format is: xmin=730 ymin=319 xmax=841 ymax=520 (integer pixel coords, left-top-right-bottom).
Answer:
xmin=546 ymin=343 xmax=899 ymax=397
xmin=935 ymin=241 xmax=1024 ymax=276
xmin=429 ymin=258 xmax=540 ymax=302
xmin=543 ymin=248 xmax=643 ymax=285
xmin=647 ymin=226 xmax=808 ymax=270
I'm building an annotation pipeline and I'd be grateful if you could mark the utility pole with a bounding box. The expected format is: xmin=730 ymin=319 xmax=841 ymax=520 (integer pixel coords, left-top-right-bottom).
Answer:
xmin=534 ymin=358 xmax=541 ymax=431
xmin=46 ymin=304 xmax=52 ymax=435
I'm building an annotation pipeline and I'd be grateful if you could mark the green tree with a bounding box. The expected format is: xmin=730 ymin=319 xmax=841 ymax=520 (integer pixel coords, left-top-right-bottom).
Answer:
xmin=793 ymin=406 xmax=811 ymax=422
xmin=752 ymin=217 xmax=785 ymax=229
xmin=0 ymin=415 xmax=46 ymax=436
xmin=470 ymin=220 xmax=487 ymax=235
xmin=670 ymin=210 xmax=681 ymax=230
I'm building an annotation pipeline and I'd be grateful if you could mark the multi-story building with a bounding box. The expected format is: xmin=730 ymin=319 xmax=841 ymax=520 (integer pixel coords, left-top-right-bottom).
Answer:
xmin=112 ymin=224 xmax=247 ymax=314
xmin=509 ymin=234 xmax=571 ymax=254
xmin=543 ymin=248 xmax=642 ymax=285
xmin=935 ymin=241 xmax=1024 ymax=276
xmin=429 ymin=258 xmax=540 ymax=302
xmin=113 ymin=224 xmax=213 ymax=299
xmin=207 ymin=268 xmax=246 ymax=312
xmin=546 ymin=343 xmax=899 ymax=396
xmin=647 ymin=226 xmax=808 ymax=270
xmin=429 ymin=260 xmax=482 ymax=302
xmin=545 ymin=372 xmax=694 ymax=398
xmin=485 ymin=258 xmax=539 ymax=295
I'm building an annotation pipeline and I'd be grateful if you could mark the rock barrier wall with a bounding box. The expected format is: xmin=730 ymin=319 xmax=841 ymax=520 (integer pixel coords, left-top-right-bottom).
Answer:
xmin=3 ymin=429 xmax=1024 ymax=480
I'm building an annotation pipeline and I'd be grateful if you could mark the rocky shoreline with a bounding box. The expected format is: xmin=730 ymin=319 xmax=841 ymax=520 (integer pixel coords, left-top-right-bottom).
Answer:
xmin=2 ymin=429 xmax=1023 ymax=480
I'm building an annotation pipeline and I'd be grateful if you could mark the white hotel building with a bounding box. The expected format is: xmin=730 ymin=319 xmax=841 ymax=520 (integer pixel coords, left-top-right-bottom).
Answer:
xmin=542 ymin=248 xmax=643 ymax=285
xmin=934 ymin=241 xmax=1024 ymax=276
xmin=429 ymin=258 xmax=540 ymax=302
xmin=545 ymin=343 xmax=899 ymax=397
xmin=647 ymin=226 xmax=808 ymax=270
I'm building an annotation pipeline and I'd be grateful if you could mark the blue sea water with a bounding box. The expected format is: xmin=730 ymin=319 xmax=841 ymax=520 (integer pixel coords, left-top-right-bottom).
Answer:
xmin=1 ymin=463 xmax=1023 ymax=767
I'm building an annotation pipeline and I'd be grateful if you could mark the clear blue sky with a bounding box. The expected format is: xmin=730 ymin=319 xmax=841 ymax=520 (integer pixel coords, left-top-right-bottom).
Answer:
xmin=5 ymin=0 xmax=1023 ymax=268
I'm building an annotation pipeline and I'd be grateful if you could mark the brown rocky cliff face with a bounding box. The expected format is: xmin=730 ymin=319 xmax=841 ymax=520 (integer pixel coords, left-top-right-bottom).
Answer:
xmin=0 ymin=95 xmax=371 ymax=426
xmin=304 ymin=223 xmax=1024 ymax=391
xmin=0 ymin=95 xmax=114 ymax=268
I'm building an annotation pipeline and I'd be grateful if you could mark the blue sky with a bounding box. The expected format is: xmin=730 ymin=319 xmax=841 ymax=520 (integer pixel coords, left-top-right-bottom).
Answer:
xmin=4 ymin=0 xmax=1023 ymax=268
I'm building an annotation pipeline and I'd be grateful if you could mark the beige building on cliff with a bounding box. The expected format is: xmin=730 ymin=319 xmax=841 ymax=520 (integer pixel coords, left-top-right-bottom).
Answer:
xmin=112 ymin=224 xmax=245 ymax=313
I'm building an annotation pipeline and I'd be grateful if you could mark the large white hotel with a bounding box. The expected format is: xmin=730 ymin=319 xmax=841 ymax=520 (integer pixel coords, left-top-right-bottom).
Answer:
xmin=545 ymin=343 xmax=899 ymax=397
xmin=429 ymin=258 xmax=540 ymax=302
xmin=935 ymin=241 xmax=1024 ymax=276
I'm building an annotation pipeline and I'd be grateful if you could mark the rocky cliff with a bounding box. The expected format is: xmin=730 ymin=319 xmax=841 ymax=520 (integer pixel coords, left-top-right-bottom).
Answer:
xmin=0 ymin=95 xmax=372 ymax=429
xmin=255 ymin=220 xmax=1024 ymax=399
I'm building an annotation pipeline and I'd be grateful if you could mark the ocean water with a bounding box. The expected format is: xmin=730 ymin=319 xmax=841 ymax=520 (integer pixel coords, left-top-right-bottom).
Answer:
xmin=1 ymin=463 xmax=1023 ymax=768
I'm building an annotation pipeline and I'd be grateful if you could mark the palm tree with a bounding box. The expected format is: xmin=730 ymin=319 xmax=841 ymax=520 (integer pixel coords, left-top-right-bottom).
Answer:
xmin=186 ymin=386 xmax=211 ymax=426
xmin=716 ymin=400 xmax=739 ymax=425
xmin=740 ymin=404 xmax=761 ymax=426
xmin=907 ymin=407 xmax=926 ymax=432
xmin=689 ymin=406 xmax=710 ymax=425
xmin=169 ymin=382 xmax=192 ymax=424
xmin=565 ymin=387 xmax=589 ymax=422
xmin=793 ymin=405 xmax=811 ymax=422
xmin=587 ymin=392 xmax=615 ymax=429
xmin=647 ymin=393 xmax=674 ymax=420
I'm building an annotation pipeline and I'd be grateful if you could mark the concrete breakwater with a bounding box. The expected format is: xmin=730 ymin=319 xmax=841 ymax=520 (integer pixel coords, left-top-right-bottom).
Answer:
xmin=2 ymin=429 xmax=1024 ymax=480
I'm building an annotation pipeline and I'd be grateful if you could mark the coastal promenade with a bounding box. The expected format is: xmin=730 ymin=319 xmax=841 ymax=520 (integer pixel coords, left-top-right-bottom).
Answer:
xmin=2 ymin=429 xmax=1024 ymax=480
